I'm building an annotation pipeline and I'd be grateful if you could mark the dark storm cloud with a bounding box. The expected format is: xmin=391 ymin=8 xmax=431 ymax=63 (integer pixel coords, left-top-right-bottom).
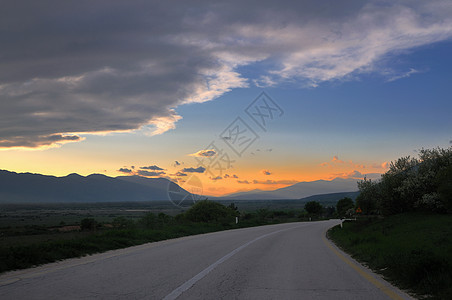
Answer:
xmin=1 ymin=1 xmax=451 ymax=148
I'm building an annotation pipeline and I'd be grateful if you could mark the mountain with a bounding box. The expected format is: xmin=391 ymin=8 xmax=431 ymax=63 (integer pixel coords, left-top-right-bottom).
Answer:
xmin=218 ymin=178 xmax=359 ymax=200
xmin=0 ymin=170 xmax=184 ymax=203
xmin=299 ymin=191 xmax=360 ymax=203
xmin=0 ymin=169 xmax=360 ymax=203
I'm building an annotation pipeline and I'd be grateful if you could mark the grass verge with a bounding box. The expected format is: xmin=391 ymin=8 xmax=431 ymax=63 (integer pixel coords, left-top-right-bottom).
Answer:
xmin=328 ymin=213 xmax=452 ymax=300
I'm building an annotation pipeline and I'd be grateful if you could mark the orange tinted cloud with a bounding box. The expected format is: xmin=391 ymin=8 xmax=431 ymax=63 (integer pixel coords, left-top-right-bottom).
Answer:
xmin=261 ymin=169 xmax=272 ymax=175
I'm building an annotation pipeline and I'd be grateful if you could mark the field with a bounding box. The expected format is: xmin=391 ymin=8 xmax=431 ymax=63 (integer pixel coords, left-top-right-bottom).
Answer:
xmin=0 ymin=199 xmax=325 ymax=273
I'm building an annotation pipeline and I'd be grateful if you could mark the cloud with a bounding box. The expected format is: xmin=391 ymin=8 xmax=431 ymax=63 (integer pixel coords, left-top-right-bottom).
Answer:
xmin=189 ymin=149 xmax=217 ymax=157
xmin=321 ymin=156 xmax=389 ymax=170
xmin=174 ymin=171 xmax=187 ymax=177
xmin=137 ymin=170 xmax=165 ymax=177
xmin=0 ymin=134 xmax=83 ymax=149
xmin=253 ymin=179 xmax=298 ymax=185
xmin=210 ymin=176 xmax=222 ymax=181
xmin=1 ymin=1 xmax=452 ymax=148
xmin=333 ymin=170 xmax=381 ymax=180
xmin=118 ymin=168 xmax=133 ymax=174
xmin=237 ymin=180 xmax=250 ymax=184
xmin=224 ymin=174 xmax=239 ymax=179
xmin=140 ymin=165 xmax=164 ymax=171
xmin=344 ymin=170 xmax=364 ymax=179
xmin=332 ymin=156 xmax=344 ymax=163
xmin=174 ymin=161 xmax=181 ymax=166
xmin=262 ymin=169 xmax=272 ymax=175
xmin=386 ymin=68 xmax=421 ymax=82
xmin=181 ymin=166 xmax=206 ymax=173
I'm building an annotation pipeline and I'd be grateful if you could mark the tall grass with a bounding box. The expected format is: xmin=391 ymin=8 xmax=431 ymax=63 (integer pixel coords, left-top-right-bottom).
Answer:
xmin=328 ymin=213 xmax=452 ymax=299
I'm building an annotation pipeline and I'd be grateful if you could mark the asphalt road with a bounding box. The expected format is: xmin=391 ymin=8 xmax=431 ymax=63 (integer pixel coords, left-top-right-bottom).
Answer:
xmin=0 ymin=220 xmax=413 ymax=299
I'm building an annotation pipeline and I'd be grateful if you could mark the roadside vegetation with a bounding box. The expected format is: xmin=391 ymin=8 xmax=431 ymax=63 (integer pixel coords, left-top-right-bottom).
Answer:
xmin=329 ymin=146 xmax=452 ymax=299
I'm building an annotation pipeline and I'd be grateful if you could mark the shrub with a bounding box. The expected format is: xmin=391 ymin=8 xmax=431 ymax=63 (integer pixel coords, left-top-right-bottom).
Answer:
xmin=184 ymin=200 xmax=237 ymax=223
xmin=80 ymin=218 xmax=98 ymax=231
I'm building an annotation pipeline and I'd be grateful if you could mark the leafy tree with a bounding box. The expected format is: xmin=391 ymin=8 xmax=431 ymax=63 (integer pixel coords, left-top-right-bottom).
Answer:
xmin=324 ymin=206 xmax=336 ymax=218
xmin=356 ymin=178 xmax=380 ymax=215
xmin=336 ymin=197 xmax=354 ymax=217
xmin=184 ymin=200 xmax=237 ymax=223
xmin=80 ymin=218 xmax=98 ymax=231
xmin=228 ymin=203 xmax=238 ymax=212
xmin=435 ymin=165 xmax=452 ymax=213
xmin=304 ymin=201 xmax=323 ymax=216
xmin=356 ymin=146 xmax=452 ymax=215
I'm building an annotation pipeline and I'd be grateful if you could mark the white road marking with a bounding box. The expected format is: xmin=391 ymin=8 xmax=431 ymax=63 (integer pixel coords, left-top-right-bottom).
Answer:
xmin=163 ymin=224 xmax=307 ymax=300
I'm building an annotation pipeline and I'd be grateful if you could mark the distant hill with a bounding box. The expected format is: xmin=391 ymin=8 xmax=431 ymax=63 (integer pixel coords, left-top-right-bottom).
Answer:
xmin=299 ymin=191 xmax=360 ymax=203
xmin=0 ymin=170 xmax=184 ymax=203
xmin=217 ymin=178 xmax=359 ymax=200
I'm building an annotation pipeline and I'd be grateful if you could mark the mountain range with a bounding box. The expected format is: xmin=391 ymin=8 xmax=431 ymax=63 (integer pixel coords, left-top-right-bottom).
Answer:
xmin=217 ymin=178 xmax=359 ymax=200
xmin=0 ymin=170 xmax=359 ymax=203
xmin=0 ymin=170 xmax=182 ymax=203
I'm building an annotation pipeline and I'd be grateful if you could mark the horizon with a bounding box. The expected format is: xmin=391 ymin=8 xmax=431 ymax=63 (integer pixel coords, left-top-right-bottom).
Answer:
xmin=1 ymin=1 xmax=451 ymax=197
xmin=0 ymin=168 xmax=362 ymax=198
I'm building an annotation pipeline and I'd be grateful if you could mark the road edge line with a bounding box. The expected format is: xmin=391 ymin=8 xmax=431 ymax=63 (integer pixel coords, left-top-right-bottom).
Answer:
xmin=322 ymin=227 xmax=413 ymax=300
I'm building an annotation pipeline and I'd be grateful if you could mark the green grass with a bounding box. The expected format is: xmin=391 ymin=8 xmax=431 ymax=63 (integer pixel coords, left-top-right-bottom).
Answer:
xmin=0 ymin=223 xmax=231 ymax=273
xmin=328 ymin=213 xmax=452 ymax=299
xmin=0 ymin=212 xmax=306 ymax=274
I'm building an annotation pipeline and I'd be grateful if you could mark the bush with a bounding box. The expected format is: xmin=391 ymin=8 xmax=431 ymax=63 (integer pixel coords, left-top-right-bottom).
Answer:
xmin=184 ymin=200 xmax=237 ymax=223
xmin=80 ymin=218 xmax=98 ymax=231
xmin=112 ymin=217 xmax=135 ymax=229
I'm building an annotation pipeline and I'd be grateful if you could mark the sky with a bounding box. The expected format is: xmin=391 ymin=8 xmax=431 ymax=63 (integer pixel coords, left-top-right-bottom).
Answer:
xmin=0 ymin=0 xmax=451 ymax=196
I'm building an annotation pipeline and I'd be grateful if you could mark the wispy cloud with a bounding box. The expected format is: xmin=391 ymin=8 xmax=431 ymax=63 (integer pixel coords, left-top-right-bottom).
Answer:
xmin=321 ymin=156 xmax=389 ymax=170
xmin=253 ymin=179 xmax=298 ymax=185
xmin=333 ymin=170 xmax=381 ymax=180
xmin=189 ymin=149 xmax=217 ymax=157
xmin=386 ymin=68 xmax=421 ymax=82
xmin=332 ymin=156 xmax=344 ymax=163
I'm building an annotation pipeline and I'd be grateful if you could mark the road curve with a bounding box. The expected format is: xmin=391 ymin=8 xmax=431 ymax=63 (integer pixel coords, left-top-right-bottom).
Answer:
xmin=0 ymin=220 xmax=413 ymax=299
